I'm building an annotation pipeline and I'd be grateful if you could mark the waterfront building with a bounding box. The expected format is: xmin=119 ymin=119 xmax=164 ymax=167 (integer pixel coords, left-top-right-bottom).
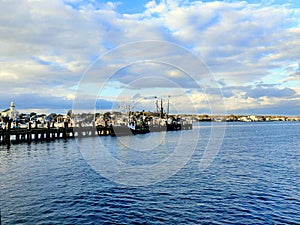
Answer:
xmin=1 ymin=101 xmax=19 ymax=120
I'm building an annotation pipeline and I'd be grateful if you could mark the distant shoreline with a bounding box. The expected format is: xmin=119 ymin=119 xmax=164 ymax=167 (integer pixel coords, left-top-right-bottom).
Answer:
xmin=193 ymin=114 xmax=300 ymax=122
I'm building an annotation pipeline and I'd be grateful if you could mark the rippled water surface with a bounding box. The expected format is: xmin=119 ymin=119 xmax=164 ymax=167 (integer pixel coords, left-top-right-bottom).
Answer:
xmin=0 ymin=122 xmax=299 ymax=224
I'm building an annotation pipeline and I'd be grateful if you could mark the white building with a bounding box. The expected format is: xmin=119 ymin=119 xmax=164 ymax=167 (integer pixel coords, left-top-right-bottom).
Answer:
xmin=1 ymin=101 xmax=19 ymax=119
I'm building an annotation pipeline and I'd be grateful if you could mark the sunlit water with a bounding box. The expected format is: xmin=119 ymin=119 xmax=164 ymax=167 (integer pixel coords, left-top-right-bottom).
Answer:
xmin=0 ymin=122 xmax=299 ymax=224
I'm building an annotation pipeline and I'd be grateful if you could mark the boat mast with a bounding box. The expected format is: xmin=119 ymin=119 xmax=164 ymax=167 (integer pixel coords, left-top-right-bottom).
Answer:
xmin=155 ymin=96 xmax=159 ymax=114
xmin=167 ymin=95 xmax=170 ymax=118
xmin=155 ymin=96 xmax=168 ymax=118
xmin=160 ymin=98 xmax=164 ymax=118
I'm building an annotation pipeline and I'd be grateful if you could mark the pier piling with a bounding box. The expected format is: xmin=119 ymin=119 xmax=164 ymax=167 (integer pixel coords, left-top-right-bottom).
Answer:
xmin=46 ymin=122 xmax=50 ymax=142
xmin=5 ymin=122 xmax=11 ymax=145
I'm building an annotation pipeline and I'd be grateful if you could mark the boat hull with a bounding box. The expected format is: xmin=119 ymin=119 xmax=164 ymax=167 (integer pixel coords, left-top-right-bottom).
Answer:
xmin=111 ymin=125 xmax=150 ymax=136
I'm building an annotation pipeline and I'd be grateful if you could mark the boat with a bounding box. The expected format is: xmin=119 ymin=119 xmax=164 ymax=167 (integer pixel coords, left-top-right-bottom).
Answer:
xmin=110 ymin=109 xmax=150 ymax=136
xmin=106 ymin=96 xmax=192 ymax=136
xmin=128 ymin=122 xmax=150 ymax=135
xmin=149 ymin=97 xmax=192 ymax=131
xmin=110 ymin=124 xmax=132 ymax=136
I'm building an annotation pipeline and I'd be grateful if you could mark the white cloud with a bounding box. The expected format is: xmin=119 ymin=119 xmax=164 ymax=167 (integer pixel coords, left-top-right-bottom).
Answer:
xmin=1 ymin=0 xmax=300 ymax=114
xmin=143 ymin=0 xmax=300 ymax=85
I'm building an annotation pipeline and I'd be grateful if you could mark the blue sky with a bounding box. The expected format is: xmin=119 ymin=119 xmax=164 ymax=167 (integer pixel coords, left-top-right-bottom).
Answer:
xmin=0 ymin=0 xmax=300 ymax=115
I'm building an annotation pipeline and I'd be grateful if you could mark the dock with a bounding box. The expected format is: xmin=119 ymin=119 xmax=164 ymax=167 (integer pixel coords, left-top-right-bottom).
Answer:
xmin=0 ymin=121 xmax=192 ymax=145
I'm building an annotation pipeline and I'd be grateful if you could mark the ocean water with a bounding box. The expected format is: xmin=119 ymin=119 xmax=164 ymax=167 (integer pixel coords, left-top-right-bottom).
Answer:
xmin=0 ymin=122 xmax=299 ymax=224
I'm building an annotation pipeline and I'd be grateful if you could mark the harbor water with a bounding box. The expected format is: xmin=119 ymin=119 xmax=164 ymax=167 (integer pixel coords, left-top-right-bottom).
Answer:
xmin=0 ymin=122 xmax=299 ymax=224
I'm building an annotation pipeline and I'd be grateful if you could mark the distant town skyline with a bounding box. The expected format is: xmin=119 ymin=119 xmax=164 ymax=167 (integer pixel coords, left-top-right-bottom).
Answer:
xmin=1 ymin=0 xmax=300 ymax=115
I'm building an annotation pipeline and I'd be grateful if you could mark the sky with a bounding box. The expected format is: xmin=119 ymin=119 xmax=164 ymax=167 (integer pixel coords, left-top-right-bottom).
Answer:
xmin=1 ymin=0 xmax=300 ymax=115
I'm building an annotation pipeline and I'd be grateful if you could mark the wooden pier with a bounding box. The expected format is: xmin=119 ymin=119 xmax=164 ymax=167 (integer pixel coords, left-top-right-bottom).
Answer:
xmin=0 ymin=121 xmax=112 ymax=145
xmin=0 ymin=122 xmax=192 ymax=145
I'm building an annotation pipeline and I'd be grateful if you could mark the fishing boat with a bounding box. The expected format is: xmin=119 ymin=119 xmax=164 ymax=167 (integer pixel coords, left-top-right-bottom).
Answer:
xmin=109 ymin=96 xmax=192 ymax=136
xmin=110 ymin=106 xmax=150 ymax=136
xmin=111 ymin=123 xmax=150 ymax=136
xmin=149 ymin=96 xmax=192 ymax=131
xmin=128 ymin=121 xmax=150 ymax=135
